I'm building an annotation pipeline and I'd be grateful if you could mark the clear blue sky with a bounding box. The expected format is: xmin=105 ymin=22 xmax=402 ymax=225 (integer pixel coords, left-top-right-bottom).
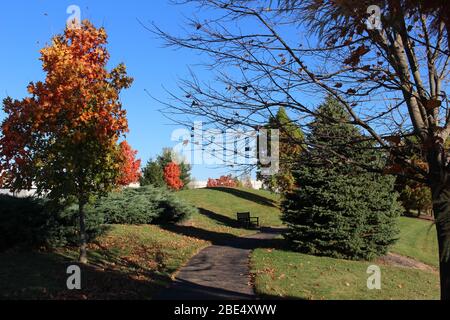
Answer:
xmin=0 ymin=0 xmax=237 ymax=180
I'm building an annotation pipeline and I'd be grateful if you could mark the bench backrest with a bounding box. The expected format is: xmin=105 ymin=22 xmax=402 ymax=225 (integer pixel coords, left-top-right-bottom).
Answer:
xmin=237 ymin=212 xmax=251 ymax=220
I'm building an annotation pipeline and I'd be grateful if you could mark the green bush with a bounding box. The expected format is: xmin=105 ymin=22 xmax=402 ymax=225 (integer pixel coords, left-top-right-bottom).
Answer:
xmin=0 ymin=186 xmax=195 ymax=252
xmin=91 ymin=185 xmax=196 ymax=225
xmin=0 ymin=195 xmax=105 ymax=252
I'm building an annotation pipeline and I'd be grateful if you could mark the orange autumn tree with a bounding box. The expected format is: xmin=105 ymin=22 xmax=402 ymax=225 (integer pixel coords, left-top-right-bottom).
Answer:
xmin=163 ymin=162 xmax=184 ymax=190
xmin=0 ymin=21 xmax=133 ymax=263
xmin=117 ymin=141 xmax=142 ymax=186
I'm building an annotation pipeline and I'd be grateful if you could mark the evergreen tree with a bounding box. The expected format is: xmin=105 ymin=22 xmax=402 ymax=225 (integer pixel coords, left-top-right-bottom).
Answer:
xmin=282 ymin=97 xmax=402 ymax=261
xmin=140 ymin=148 xmax=192 ymax=189
xmin=140 ymin=159 xmax=165 ymax=187
xmin=258 ymin=107 xmax=304 ymax=193
xmin=179 ymin=162 xmax=192 ymax=189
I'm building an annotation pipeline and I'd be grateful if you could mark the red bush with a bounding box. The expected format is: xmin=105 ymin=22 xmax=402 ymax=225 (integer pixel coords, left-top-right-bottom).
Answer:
xmin=207 ymin=175 xmax=237 ymax=188
xmin=164 ymin=162 xmax=184 ymax=190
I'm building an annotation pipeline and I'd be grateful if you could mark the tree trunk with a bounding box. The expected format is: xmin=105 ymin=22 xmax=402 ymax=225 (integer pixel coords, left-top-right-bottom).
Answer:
xmin=428 ymin=143 xmax=450 ymax=300
xmin=432 ymin=185 xmax=450 ymax=300
xmin=78 ymin=200 xmax=88 ymax=264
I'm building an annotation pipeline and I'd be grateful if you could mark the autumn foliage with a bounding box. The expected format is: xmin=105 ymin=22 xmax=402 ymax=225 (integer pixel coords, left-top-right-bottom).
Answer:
xmin=0 ymin=20 xmax=133 ymax=263
xmin=207 ymin=175 xmax=238 ymax=188
xmin=164 ymin=162 xmax=184 ymax=190
xmin=117 ymin=141 xmax=142 ymax=186
xmin=0 ymin=21 xmax=133 ymax=192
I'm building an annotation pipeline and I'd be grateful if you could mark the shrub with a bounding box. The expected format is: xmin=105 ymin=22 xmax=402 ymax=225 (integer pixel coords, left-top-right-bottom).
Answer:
xmin=0 ymin=195 xmax=105 ymax=252
xmin=91 ymin=185 xmax=196 ymax=225
xmin=0 ymin=186 xmax=195 ymax=252
xmin=207 ymin=175 xmax=238 ymax=188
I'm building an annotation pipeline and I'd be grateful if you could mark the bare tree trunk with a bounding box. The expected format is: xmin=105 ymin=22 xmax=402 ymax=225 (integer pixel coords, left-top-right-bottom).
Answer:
xmin=428 ymin=146 xmax=450 ymax=300
xmin=78 ymin=200 xmax=88 ymax=264
xmin=432 ymin=186 xmax=450 ymax=300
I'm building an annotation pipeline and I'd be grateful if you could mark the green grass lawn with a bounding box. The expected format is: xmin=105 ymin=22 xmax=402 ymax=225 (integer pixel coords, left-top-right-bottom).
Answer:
xmin=0 ymin=225 xmax=209 ymax=300
xmin=0 ymin=187 xmax=443 ymax=300
xmin=177 ymin=187 xmax=282 ymax=237
xmin=178 ymin=188 xmax=441 ymax=300
xmin=250 ymin=216 xmax=441 ymax=300
xmin=391 ymin=217 xmax=439 ymax=268
xmin=251 ymin=247 xmax=440 ymax=300
xmin=0 ymin=186 xmax=281 ymax=300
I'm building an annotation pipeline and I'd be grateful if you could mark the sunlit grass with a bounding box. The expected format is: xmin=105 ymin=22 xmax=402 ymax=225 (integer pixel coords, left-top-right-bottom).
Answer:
xmin=252 ymin=246 xmax=440 ymax=300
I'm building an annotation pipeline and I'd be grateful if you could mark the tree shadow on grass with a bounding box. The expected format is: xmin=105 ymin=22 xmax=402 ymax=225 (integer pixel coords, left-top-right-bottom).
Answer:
xmin=206 ymin=187 xmax=278 ymax=208
xmin=198 ymin=208 xmax=241 ymax=228
xmin=0 ymin=249 xmax=172 ymax=300
xmin=160 ymin=223 xmax=287 ymax=251
xmin=0 ymin=245 xmax=298 ymax=301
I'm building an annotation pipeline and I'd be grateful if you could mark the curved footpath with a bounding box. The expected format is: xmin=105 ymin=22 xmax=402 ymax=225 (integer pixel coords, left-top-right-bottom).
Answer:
xmin=155 ymin=227 xmax=284 ymax=300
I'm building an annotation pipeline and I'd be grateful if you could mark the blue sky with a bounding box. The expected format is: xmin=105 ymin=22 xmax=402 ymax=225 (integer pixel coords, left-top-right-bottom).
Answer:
xmin=0 ymin=0 xmax=237 ymax=180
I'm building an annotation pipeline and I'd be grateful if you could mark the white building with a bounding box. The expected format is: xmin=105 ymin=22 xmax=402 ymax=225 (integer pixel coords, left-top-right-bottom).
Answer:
xmin=188 ymin=180 xmax=263 ymax=190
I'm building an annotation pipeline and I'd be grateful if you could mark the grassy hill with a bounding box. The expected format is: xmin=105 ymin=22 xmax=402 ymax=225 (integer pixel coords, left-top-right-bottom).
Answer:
xmin=178 ymin=187 xmax=440 ymax=300
xmin=0 ymin=225 xmax=209 ymax=300
xmin=176 ymin=187 xmax=283 ymax=237
xmin=0 ymin=187 xmax=442 ymax=300
xmin=391 ymin=217 xmax=439 ymax=268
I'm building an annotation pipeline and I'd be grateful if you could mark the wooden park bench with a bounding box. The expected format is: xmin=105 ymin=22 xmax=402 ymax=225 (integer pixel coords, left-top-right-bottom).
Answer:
xmin=236 ymin=212 xmax=260 ymax=228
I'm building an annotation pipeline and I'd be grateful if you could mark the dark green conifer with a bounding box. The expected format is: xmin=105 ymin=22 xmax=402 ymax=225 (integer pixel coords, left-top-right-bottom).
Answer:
xmin=282 ymin=97 xmax=402 ymax=260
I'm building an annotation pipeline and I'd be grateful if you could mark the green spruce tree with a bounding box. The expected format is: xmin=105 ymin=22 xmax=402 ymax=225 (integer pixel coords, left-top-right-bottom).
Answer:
xmin=140 ymin=159 xmax=165 ymax=187
xmin=258 ymin=107 xmax=304 ymax=193
xmin=282 ymin=97 xmax=402 ymax=260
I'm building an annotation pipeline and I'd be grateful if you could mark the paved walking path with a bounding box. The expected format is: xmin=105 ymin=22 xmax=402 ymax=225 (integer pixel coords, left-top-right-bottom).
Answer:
xmin=155 ymin=227 xmax=284 ymax=300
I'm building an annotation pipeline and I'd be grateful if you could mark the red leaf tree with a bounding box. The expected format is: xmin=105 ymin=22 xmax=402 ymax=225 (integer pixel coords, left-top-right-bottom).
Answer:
xmin=117 ymin=141 xmax=142 ymax=186
xmin=164 ymin=162 xmax=184 ymax=190
xmin=207 ymin=175 xmax=237 ymax=188
xmin=0 ymin=21 xmax=133 ymax=263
